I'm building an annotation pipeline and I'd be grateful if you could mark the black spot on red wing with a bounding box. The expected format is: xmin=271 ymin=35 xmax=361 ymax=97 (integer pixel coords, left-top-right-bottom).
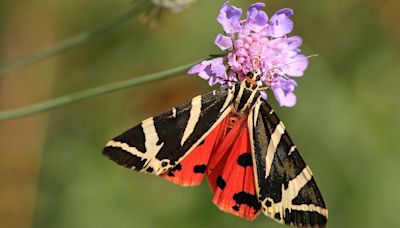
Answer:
xmin=237 ymin=153 xmax=252 ymax=167
xmin=217 ymin=176 xmax=226 ymax=190
xmin=170 ymin=164 xmax=182 ymax=172
xmin=167 ymin=163 xmax=182 ymax=177
xmin=193 ymin=164 xmax=206 ymax=173
xmin=275 ymin=212 xmax=281 ymax=220
xmin=198 ymin=140 xmax=205 ymax=146
xmin=167 ymin=164 xmax=182 ymax=177
xmin=233 ymin=191 xmax=261 ymax=212
xmin=232 ymin=205 xmax=240 ymax=211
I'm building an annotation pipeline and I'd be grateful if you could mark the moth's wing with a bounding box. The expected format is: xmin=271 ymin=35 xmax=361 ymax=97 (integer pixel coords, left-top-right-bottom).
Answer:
xmin=102 ymin=89 xmax=234 ymax=175
xmin=248 ymin=100 xmax=328 ymax=227
xmin=160 ymin=115 xmax=230 ymax=186
xmin=206 ymin=116 xmax=261 ymax=220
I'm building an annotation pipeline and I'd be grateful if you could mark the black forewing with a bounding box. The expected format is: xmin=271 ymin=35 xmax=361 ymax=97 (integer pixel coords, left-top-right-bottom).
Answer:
xmin=250 ymin=101 xmax=328 ymax=227
xmin=103 ymin=89 xmax=233 ymax=175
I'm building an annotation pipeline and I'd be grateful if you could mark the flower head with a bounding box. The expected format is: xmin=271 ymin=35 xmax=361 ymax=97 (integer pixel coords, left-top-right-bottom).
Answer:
xmin=188 ymin=2 xmax=309 ymax=107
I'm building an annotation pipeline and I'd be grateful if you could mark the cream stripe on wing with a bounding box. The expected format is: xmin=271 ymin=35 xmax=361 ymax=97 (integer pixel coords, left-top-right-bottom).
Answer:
xmin=262 ymin=166 xmax=327 ymax=219
xmin=282 ymin=166 xmax=313 ymax=203
xmin=252 ymin=99 xmax=262 ymax=127
xmin=265 ymin=121 xmax=285 ymax=178
xmin=172 ymin=107 xmax=177 ymax=118
xmin=220 ymin=87 xmax=235 ymax=112
xmin=142 ymin=117 xmax=164 ymax=159
xmin=288 ymin=145 xmax=296 ymax=156
xmin=264 ymin=201 xmax=327 ymax=221
xmin=180 ymin=96 xmax=202 ymax=146
xmin=106 ymin=117 xmax=164 ymax=169
xmin=106 ymin=140 xmax=141 ymax=157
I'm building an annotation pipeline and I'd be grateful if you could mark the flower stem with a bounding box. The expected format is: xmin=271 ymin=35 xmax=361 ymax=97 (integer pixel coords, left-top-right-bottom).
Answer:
xmin=0 ymin=60 xmax=201 ymax=121
xmin=0 ymin=1 xmax=152 ymax=75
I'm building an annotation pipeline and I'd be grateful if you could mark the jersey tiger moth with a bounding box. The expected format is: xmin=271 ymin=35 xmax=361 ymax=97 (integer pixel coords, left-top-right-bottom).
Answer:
xmin=102 ymin=71 xmax=328 ymax=227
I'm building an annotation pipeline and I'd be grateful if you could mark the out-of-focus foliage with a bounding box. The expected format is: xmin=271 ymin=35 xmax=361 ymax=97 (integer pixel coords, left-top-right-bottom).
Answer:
xmin=1 ymin=0 xmax=399 ymax=228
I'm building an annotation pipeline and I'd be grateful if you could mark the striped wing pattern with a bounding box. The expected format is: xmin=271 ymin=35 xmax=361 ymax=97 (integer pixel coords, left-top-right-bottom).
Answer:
xmin=102 ymin=81 xmax=328 ymax=227
xmin=248 ymin=99 xmax=328 ymax=227
xmin=103 ymin=89 xmax=234 ymax=175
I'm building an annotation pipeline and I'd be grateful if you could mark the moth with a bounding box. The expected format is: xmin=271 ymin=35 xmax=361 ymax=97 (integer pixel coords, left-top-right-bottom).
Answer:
xmin=102 ymin=71 xmax=328 ymax=227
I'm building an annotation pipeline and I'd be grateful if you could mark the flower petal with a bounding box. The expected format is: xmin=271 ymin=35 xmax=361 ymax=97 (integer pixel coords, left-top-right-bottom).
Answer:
xmin=283 ymin=54 xmax=308 ymax=77
xmin=287 ymin=36 xmax=303 ymax=50
xmin=188 ymin=61 xmax=208 ymax=74
xmin=199 ymin=65 xmax=213 ymax=80
xmin=217 ymin=2 xmax=242 ymax=34
xmin=210 ymin=57 xmax=227 ymax=78
xmin=187 ymin=58 xmax=228 ymax=86
xmin=268 ymin=8 xmax=294 ymax=38
xmin=188 ymin=61 xmax=206 ymax=74
xmin=275 ymin=8 xmax=294 ymax=17
xmin=272 ymin=77 xmax=297 ymax=107
xmin=260 ymin=90 xmax=268 ymax=100
xmin=273 ymin=88 xmax=297 ymax=107
xmin=214 ymin=34 xmax=233 ymax=50
xmin=227 ymin=53 xmax=242 ymax=72
xmin=188 ymin=60 xmax=214 ymax=80
xmin=245 ymin=2 xmax=268 ymax=32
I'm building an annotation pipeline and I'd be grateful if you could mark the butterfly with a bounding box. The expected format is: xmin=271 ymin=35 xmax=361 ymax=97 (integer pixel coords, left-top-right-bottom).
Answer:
xmin=102 ymin=71 xmax=328 ymax=227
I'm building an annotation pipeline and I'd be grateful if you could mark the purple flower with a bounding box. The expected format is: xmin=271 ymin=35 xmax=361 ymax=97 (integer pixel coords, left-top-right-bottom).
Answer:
xmin=217 ymin=2 xmax=242 ymax=34
xmin=267 ymin=8 xmax=294 ymax=38
xmin=214 ymin=34 xmax=232 ymax=50
xmin=188 ymin=58 xmax=227 ymax=86
xmin=188 ymin=2 xmax=309 ymax=107
xmin=246 ymin=3 xmax=269 ymax=32
xmin=272 ymin=77 xmax=297 ymax=107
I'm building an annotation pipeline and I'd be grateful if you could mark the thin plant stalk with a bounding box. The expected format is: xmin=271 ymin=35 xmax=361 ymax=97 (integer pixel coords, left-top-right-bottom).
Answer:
xmin=0 ymin=60 xmax=201 ymax=121
xmin=0 ymin=2 xmax=152 ymax=75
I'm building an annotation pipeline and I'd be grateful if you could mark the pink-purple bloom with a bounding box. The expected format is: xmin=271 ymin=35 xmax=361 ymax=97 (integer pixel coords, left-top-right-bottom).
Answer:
xmin=188 ymin=2 xmax=309 ymax=107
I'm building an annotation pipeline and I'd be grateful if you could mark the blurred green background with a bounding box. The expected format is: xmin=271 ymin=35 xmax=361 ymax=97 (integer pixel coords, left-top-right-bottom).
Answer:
xmin=1 ymin=0 xmax=400 ymax=227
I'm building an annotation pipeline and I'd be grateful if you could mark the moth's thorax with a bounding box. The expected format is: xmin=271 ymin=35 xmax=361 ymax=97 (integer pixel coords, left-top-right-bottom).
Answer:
xmin=241 ymin=77 xmax=259 ymax=91
xmin=232 ymin=82 xmax=261 ymax=114
xmin=232 ymin=71 xmax=262 ymax=114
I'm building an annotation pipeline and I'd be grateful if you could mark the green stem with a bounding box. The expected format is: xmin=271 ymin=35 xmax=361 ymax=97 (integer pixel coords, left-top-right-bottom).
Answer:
xmin=0 ymin=2 xmax=152 ymax=75
xmin=0 ymin=60 xmax=202 ymax=121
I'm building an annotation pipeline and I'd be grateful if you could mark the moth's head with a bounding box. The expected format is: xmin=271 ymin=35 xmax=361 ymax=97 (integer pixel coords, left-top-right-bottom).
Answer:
xmin=243 ymin=71 xmax=261 ymax=91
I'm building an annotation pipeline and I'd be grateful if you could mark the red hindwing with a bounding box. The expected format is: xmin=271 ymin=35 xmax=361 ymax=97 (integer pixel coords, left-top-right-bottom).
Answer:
xmin=160 ymin=116 xmax=229 ymax=186
xmin=161 ymin=114 xmax=260 ymax=220
xmin=206 ymin=115 xmax=260 ymax=220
